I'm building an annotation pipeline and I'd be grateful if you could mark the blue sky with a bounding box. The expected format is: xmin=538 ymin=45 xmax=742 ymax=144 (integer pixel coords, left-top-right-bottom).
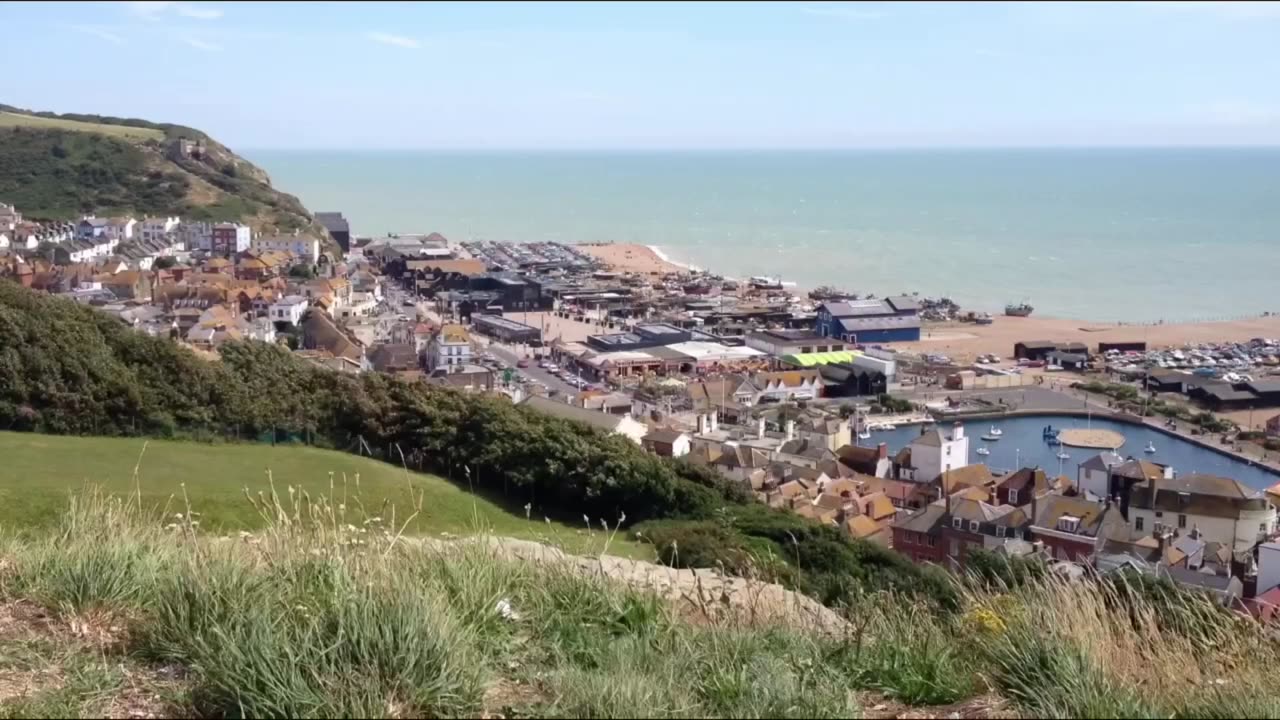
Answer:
xmin=3 ymin=1 xmax=1280 ymax=149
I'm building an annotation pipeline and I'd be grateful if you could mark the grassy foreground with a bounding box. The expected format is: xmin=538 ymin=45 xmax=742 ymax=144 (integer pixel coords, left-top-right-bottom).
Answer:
xmin=0 ymin=491 xmax=1278 ymax=718
xmin=0 ymin=432 xmax=650 ymax=559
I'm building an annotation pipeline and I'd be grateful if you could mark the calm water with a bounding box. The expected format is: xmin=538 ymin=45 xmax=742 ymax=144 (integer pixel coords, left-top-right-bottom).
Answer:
xmin=862 ymin=414 xmax=1278 ymax=491
xmin=250 ymin=149 xmax=1280 ymax=323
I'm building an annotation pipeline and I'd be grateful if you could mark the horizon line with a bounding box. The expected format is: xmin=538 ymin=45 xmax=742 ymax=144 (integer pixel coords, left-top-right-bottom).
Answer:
xmin=240 ymin=144 xmax=1280 ymax=153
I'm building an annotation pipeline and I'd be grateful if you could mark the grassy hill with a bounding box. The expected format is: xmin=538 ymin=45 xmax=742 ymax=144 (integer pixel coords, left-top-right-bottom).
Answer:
xmin=0 ymin=431 xmax=650 ymax=559
xmin=0 ymin=104 xmax=332 ymax=249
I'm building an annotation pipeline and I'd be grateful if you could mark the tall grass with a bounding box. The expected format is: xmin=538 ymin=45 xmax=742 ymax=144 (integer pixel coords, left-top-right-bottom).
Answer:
xmin=1 ymin=483 xmax=1279 ymax=718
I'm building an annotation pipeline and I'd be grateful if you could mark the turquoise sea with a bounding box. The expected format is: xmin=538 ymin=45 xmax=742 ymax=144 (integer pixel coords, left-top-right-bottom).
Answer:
xmin=249 ymin=149 xmax=1280 ymax=323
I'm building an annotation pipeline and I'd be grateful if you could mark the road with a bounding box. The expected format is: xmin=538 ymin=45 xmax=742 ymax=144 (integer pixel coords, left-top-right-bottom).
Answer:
xmin=484 ymin=343 xmax=585 ymax=397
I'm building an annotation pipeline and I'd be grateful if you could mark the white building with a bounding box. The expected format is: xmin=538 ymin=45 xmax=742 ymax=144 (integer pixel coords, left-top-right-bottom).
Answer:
xmin=252 ymin=232 xmax=321 ymax=263
xmin=428 ymin=324 xmax=472 ymax=371
xmin=1126 ymin=473 xmax=1277 ymax=553
xmin=268 ymin=295 xmax=309 ymax=326
xmin=900 ymin=423 xmax=970 ymax=482
xmin=1077 ymin=451 xmax=1126 ymax=500
xmin=103 ymin=217 xmax=137 ymax=241
xmin=138 ymin=217 xmax=181 ymax=244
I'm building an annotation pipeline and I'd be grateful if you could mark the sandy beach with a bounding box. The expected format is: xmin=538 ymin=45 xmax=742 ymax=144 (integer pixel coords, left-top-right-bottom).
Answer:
xmin=577 ymin=243 xmax=686 ymax=275
xmin=901 ymin=315 xmax=1280 ymax=364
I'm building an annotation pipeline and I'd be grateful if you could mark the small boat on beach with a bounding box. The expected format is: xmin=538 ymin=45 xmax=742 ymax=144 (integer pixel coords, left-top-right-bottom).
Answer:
xmin=988 ymin=426 xmax=1003 ymax=437
xmin=1144 ymin=441 xmax=1156 ymax=454
xmin=976 ymin=447 xmax=990 ymax=456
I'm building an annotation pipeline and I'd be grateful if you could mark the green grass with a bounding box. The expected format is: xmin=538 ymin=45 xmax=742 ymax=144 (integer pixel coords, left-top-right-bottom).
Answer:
xmin=0 ymin=112 xmax=164 ymax=141
xmin=0 ymin=432 xmax=650 ymax=559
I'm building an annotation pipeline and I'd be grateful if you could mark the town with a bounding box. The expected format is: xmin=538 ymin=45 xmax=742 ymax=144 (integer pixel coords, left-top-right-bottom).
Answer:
xmin=3 ymin=198 xmax=1280 ymax=619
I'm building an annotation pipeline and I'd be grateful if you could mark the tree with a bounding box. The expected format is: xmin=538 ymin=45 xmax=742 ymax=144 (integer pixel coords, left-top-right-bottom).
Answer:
xmin=153 ymin=256 xmax=178 ymax=270
xmin=288 ymin=264 xmax=316 ymax=280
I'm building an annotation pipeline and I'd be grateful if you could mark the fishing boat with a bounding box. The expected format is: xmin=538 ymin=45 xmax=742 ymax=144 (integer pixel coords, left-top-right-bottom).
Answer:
xmin=976 ymin=447 xmax=990 ymax=456
xmin=749 ymin=275 xmax=784 ymax=290
xmin=981 ymin=433 xmax=1000 ymax=441
xmin=1005 ymin=302 xmax=1034 ymax=317
xmin=988 ymin=426 xmax=1003 ymax=437
xmin=1144 ymin=441 xmax=1156 ymax=454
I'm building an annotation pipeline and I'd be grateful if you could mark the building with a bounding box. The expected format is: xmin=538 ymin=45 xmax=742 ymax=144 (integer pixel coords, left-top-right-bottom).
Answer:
xmin=745 ymin=329 xmax=846 ymax=356
xmin=1029 ymin=494 xmax=1119 ymax=562
xmin=472 ymin=314 xmax=542 ymax=344
xmin=428 ymin=324 xmax=472 ymax=371
xmin=1125 ymin=473 xmax=1277 ymax=552
xmin=1267 ymin=413 xmax=1280 ymax=437
xmin=315 ymin=212 xmax=351 ymax=253
xmin=138 ymin=217 xmax=180 ymax=244
xmin=252 ymin=232 xmax=321 ymax=263
xmin=643 ymin=429 xmax=692 ymax=458
xmin=814 ymin=297 xmax=921 ymax=344
xmin=269 ymin=295 xmax=309 ymax=326
xmin=1077 ymin=451 xmax=1125 ymax=499
xmin=178 ymin=221 xmax=214 ymax=252
xmin=212 ymin=223 xmax=252 ymax=255
xmin=898 ymin=424 xmax=970 ymax=482
xmin=519 ymin=395 xmax=649 ymax=444
xmin=1013 ymin=341 xmax=1059 ymax=361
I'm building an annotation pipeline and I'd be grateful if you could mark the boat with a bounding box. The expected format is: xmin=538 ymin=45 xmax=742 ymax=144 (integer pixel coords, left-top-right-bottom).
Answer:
xmin=1042 ymin=425 xmax=1058 ymax=440
xmin=974 ymin=313 xmax=994 ymax=325
xmin=749 ymin=275 xmax=784 ymax=290
xmin=1005 ymin=302 xmax=1034 ymax=317
xmin=976 ymin=447 xmax=990 ymax=456
xmin=879 ymin=423 xmax=897 ymax=431
xmin=981 ymin=433 xmax=1000 ymax=441
xmin=857 ymin=429 xmax=871 ymax=440
xmin=1144 ymin=441 xmax=1156 ymax=454
xmin=1056 ymin=451 xmax=1070 ymax=460
xmin=988 ymin=426 xmax=1003 ymax=437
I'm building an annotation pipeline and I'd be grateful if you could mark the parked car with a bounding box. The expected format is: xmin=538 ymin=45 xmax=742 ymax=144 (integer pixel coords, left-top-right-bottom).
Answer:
xmin=516 ymin=359 xmax=530 ymax=368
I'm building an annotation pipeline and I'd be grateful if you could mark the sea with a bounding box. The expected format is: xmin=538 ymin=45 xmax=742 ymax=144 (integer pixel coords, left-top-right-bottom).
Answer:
xmin=248 ymin=148 xmax=1280 ymax=323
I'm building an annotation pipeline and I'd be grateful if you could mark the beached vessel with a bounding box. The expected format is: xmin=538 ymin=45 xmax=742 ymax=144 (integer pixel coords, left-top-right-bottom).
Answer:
xmin=1005 ymin=302 xmax=1034 ymax=317
xmin=749 ymin=275 xmax=784 ymax=290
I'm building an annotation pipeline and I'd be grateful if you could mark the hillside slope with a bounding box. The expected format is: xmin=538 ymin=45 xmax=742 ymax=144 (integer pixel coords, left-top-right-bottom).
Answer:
xmin=0 ymin=104 xmax=331 ymax=248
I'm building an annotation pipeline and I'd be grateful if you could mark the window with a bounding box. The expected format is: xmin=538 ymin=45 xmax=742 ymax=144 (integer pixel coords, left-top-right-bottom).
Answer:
xmin=952 ymin=517 xmax=962 ymax=529
xmin=945 ymin=446 xmax=951 ymax=456
xmin=926 ymin=535 xmax=936 ymax=547
xmin=1135 ymin=516 xmax=1145 ymax=532
xmin=996 ymin=526 xmax=1006 ymax=538
xmin=969 ymin=520 xmax=979 ymax=533
xmin=1008 ymin=489 xmax=1018 ymax=505
xmin=1155 ymin=511 xmax=1163 ymax=518
xmin=1178 ymin=514 xmax=1187 ymax=529
xmin=949 ymin=539 xmax=960 ymax=557
xmin=1262 ymin=523 xmax=1269 ymax=533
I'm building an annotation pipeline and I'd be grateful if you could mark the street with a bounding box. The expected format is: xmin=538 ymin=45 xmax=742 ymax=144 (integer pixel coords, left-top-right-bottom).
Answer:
xmin=484 ymin=342 xmax=585 ymax=397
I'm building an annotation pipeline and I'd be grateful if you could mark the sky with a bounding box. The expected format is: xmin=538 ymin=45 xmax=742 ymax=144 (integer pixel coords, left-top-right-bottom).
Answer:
xmin=2 ymin=1 xmax=1280 ymax=149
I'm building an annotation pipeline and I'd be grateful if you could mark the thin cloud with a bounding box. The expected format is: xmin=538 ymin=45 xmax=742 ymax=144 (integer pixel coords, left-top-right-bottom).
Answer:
xmin=1145 ymin=1 xmax=1280 ymax=19
xmin=800 ymin=3 xmax=886 ymax=20
xmin=72 ymin=25 xmax=126 ymax=45
xmin=181 ymin=35 xmax=223 ymax=52
xmin=121 ymin=1 xmax=223 ymax=21
xmin=366 ymin=31 xmax=420 ymax=49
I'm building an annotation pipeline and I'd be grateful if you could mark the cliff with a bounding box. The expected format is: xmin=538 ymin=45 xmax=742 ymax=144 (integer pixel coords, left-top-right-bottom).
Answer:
xmin=0 ymin=104 xmax=334 ymax=252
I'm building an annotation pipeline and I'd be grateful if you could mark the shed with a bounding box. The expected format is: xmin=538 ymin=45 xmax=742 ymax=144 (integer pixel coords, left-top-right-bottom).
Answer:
xmin=1014 ymin=340 xmax=1058 ymax=361
xmin=1098 ymin=341 xmax=1147 ymax=353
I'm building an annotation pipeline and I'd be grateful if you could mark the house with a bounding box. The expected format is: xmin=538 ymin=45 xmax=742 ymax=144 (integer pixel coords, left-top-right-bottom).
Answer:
xmin=994 ymin=467 xmax=1050 ymax=507
xmin=99 ymin=271 xmax=153 ymax=301
xmin=744 ymin=329 xmax=846 ymax=356
xmin=1125 ymin=473 xmax=1277 ymax=552
xmin=0 ymin=202 xmax=20 ymax=230
xmin=428 ymin=324 xmax=473 ymax=371
xmin=368 ymin=343 xmax=421 ymax=374
xmin=301 ymin=310 xmax=367 ymax=370
xmin=814 ymin=298 xmax=921 ymax=344
xmin=892 ymin=503 xmax=948 ymax=564
xmin=411 ymin=323 xmax=434 ymax=355
xmin=212 ymin=223 xmax=252 ymax=255
xmin=178 ymin=221 xmax=215 ymax=252
xmin=896 ymin=423 xmax=970 ymax=482
xmin=835 ymin=443 xmax=891 ymax=478
xmin=103 ymin=217 xmax=137 ymax=241
xmin=77 ymin=217 xmax=110 ymax=240
xmin=642 ymin=429 xmax=692 ymax=458
xmin=138 ymin=217 xmax=180 ymax=244
xmin=269 ymin=295 xmax=309 ymax=326
xmin=428 ymin=364 xmax=494 ymax=392
xmin=1077 ymin=451 xmax=1126 ymax=500
xmin=844 ymin=514 xmax=890 ymax=545
xmin=252 ymin=232 xmax=321 ymax=263
xmin=519 ymin=395 xmax=648 ymax=444
xmin=1029 ymin=494 xmax=1120 ymax=562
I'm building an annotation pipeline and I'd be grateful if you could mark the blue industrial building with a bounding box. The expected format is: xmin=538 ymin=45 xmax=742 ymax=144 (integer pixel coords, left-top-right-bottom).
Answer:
xmin=814 ymin=297 xmax=922 ymax=344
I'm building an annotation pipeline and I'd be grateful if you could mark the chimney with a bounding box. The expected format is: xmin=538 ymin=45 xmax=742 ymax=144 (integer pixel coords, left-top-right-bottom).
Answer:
xmin=785 ymin=420 xmax=796 ymax=442
xmin=952 ymin=422 xmax=964 ymax=440
xmin=945 ymin=487 xmax=953 ymax=515
xmin=709 ymin=411 xmax=718 ymax=432
xmin=1031 ymin=490 xmax=1039 ymax=523
xmin=757 ymin=417 xmax=766 ymax=439
xmin=877 ymin=442 xmax=888 ymax=460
